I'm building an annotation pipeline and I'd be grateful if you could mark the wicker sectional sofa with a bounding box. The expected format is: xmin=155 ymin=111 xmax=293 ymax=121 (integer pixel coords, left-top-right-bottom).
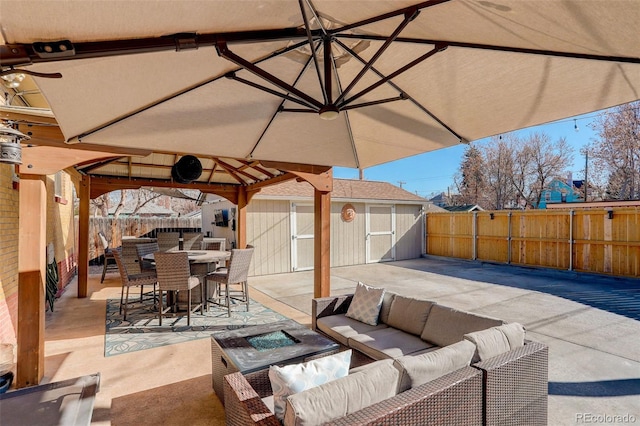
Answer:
xmin=223 ymin=289 xmax=548 ymax=425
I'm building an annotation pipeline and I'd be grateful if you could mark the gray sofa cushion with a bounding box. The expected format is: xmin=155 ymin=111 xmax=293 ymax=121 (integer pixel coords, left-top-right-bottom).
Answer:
xmin=386 ymin=295 xmax=436 ymax=336
xmin=283 ymin=359 xmax=399 ymax=426
xmin=348 ymin=327 xmax=435 ymax=360
xmin=421 ymin=304 xmax=503 ymax=347
xmin=316 ymin=314 xmax=388 ymax=346
xmin=379 ymin=291 xmax=397 ymax=325
xmin=497 ymin=322 xmax=526 ymax=348
xmin=464 ymin=327 xmax=510 ymax=363
xmin=394 ymin=340 xmax=476 ymax=392
xmin=464 ymin=322 xmax=526 ymax=362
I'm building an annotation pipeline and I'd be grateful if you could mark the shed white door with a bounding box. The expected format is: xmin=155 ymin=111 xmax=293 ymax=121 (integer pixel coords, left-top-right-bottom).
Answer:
xmin=291 ymin=203 xmax=314 ymax=271
xmin=366 ymin=205 xmax=396 ymax=263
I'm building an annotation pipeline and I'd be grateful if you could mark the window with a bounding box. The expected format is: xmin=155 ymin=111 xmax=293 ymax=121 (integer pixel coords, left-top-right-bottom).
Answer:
xmin=54 ymin=172 xmax=63 ymax=197
xmin=54 ymin=172 xmax=68 ymax=205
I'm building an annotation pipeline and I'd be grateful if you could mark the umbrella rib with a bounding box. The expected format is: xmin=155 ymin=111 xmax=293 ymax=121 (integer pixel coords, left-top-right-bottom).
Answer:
xmin=335 ymin=7 xmax=419 ymax=105
xmin=304 ymin=0 xmax=334 ymax=103
xmin=341 ymin=96 xmax=407 ymax=110
xmin=68 ymin=39 xmax=316 ymax=142
xmin=333 ymin=38 xmax=463 ymax=142
xmin=329 ymin=0 xmax=452 ymax=34
xmin=247 ymin=53 xmax=316 ymax=161
xmin=298 ymin=0 xmax=328 ymax=104
xmin=336 ymin=34 xmax=640 ymax=64
xmin=337 ymin=44 xmax=446 ymax=110
xmin=70 ymin=73 xmax=228 ymax=142
xmin=329 ymin=52 xmax=360 ymax=169
xmin=216 ymin=41 xmax=323 ymax=109
xmin=227 ymin=74 xmax=318 ymax=110
xmin=280 ymin=108 xmax=316 ymax=113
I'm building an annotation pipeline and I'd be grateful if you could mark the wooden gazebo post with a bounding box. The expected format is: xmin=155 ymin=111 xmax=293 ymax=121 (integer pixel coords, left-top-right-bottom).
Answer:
xmin=17 ymin=175 xmax=47 ymax=387
xmin=288 ymin=168 xmax=333 ymax=298
xmin=77 ymin=174 xmax=90 ymax=298
xmin=248 ymin=162 xmax=333 ymax=298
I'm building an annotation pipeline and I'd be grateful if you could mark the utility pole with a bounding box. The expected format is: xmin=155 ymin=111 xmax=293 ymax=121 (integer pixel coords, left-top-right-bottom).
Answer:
xmin=584 ymin=150 xmax=588 ymax=202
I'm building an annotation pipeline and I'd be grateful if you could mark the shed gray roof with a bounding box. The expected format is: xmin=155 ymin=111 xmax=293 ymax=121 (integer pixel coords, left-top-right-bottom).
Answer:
xmin=255 ymin=178 xmax=427 ymax=202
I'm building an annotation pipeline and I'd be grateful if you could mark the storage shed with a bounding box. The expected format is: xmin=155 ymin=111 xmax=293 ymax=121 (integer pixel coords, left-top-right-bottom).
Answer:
xmin=203 ymin=178 xmax=430 ymax=276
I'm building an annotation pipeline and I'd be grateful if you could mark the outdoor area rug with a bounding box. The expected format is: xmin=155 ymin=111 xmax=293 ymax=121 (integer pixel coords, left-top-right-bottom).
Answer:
xmin=105 ymin=297 xmax=287 ymax=357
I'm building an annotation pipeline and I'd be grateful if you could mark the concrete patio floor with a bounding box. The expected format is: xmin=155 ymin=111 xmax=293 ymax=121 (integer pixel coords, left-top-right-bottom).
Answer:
xmin=42 ymin=256 xmax=639 ymax=425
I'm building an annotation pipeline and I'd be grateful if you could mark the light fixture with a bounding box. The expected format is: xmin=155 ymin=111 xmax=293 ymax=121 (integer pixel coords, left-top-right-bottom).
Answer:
xmin=574 ymin=119 xmax=579 ymax=132
xmin=319 ymin=105 xmax=339 ymax=121
xmin=489 ymin=212 xmax=495 ymax=220
xmin=0 ymin=126 xmax=29 ymax=165
xmin=1 ymin=73 xmax=25 ymax=89
xmin=607 ymin=209 xmax=614 ymax=220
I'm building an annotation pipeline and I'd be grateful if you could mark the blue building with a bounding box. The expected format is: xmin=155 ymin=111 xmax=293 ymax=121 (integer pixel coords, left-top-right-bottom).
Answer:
xmin=537 ymin=178 xmax=584 ymax=209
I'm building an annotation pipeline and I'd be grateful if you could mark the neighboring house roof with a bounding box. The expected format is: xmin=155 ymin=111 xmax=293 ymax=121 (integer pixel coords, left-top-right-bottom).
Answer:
xmin=255 ymin=178 xmax=428 ymax=203
xmin=429 ymin=192 xmax=447 ymax=202
xmin=424 ymin=203 xmax=448 ymax=212
xmin=443 ymin=204 xmax=485 ymax=212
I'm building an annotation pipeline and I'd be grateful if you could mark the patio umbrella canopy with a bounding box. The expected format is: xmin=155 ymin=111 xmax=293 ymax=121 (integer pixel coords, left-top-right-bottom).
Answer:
xmin=1 ymin=0 xmax=639 ymax=169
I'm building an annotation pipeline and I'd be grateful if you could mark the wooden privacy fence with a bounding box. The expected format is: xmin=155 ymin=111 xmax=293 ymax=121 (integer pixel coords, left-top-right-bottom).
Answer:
xmin=89 ymin=217 xmax=202 ymax=262
xmin=426 ymin=208 xmax=640 ymax=278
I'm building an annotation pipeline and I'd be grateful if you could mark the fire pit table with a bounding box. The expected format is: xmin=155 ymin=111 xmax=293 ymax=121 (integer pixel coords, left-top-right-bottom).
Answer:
xmin=210 ymin=319 xmax=340 ymax=404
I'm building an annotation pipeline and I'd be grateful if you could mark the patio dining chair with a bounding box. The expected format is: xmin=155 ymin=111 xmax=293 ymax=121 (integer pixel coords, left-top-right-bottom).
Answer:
xmin=112 ymin=250 xmax=158 ymax=321
xmin=157 ymin=232 xmax=180 ymax=252
xmin=205 ymin=247 xmax=254 ymax=317
xmin=135 ymin=242 xmax=159 ymax=273
xmin=154 ymin=251 xmax=203 ymax=326
xmin=98 ymin=232 xmax=118 ymax=283
xmin=201 ymin=241 xmax=222 ymax=250
xmin=182 ymin=232 xmax=203 ymax=251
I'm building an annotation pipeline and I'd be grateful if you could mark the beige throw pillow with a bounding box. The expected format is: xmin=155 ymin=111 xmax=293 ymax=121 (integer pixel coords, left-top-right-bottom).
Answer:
xmin=345 ymin=282 xmax=385 ymax=326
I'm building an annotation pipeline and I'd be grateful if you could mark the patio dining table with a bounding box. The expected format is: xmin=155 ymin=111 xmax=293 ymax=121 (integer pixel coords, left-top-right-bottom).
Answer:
xmin=142 ymin=250 xmax=231 ymax=309
xmin=141 ymin=249 xmax=230 ymax=265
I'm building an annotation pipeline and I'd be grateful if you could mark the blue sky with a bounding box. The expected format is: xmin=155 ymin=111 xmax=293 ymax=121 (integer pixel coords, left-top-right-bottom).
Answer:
xmin=333 ymin=110 xmax=604 ymax=199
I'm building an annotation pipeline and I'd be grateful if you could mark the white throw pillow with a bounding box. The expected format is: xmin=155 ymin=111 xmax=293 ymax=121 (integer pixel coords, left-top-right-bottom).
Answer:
xmin=268 ymin=350 xmax=352 ymax=421
xmin=345 ymin=282 xmax=385 ymax=326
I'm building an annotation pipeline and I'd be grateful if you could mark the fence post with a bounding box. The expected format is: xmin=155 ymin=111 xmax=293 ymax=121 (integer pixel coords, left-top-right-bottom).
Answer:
xmin=569 ymin=210 xmax=574 ymax=271
xmin=423 ymin=210 xmax=428 ymax=256
xmin=507 ymin=211 xmax=512 ymax=264
xmin=472 ymin=211 xmax=478 ymax=261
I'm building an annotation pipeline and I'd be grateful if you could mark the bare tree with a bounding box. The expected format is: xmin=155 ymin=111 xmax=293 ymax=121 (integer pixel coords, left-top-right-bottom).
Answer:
xmin=463 ymin=132 xmax=573 ymax=209
xmin=455 ymin=145 xmax=487 ymax=206
xmin=589 ymin=101 xmax=640 ymax=200
xmin=90 ymin=194 xmax=110 ymax=217
xmin=130 ymin=189 xmax=162 ymax=216
xmin=483 ymin=136 xmax=516 ymax=209
xmin=516 ymin=133 xmax=573 ymax=208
